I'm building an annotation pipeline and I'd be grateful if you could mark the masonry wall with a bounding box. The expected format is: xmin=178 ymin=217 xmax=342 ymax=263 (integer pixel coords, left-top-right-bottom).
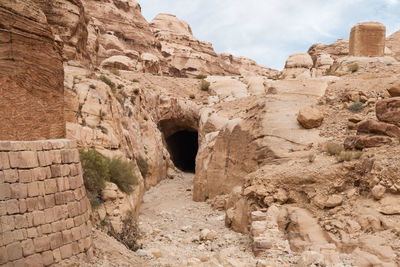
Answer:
xmin=0 ymin=139 xmax=93 ymax=266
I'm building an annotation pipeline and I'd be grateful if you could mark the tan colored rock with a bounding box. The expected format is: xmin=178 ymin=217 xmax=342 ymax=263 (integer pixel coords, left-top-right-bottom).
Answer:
xmin=285 ymin=53 xmax=313 ymax=68
xmin=349 ymin=22 xmax=386 ymax=57
xmin=376 ymin=97 xmax=400 ymax=126
xmin=357 ymin=119 xmax=400 ymax=138
xmin=101 ymin=56 xmax=136 ymax=70
xmin=325 ymin=194 xmax=343 ymax=208
xmin=371 ymin=184 xmax=386 ymax=200
xmin=387 ymin=80 xmax=400 ymax=97
xmin=101 ymin=182 xmax=119 ymax=201
xmin=297 ymin=106 xmax=324 ymax=129
xmin=344 ymin=135 xmax=392 ymax=150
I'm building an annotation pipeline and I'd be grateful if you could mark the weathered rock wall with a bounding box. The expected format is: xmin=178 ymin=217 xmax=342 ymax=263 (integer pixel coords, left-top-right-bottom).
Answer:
xmin=0 ymin=139 xmax=92 ymax=266
xmin=0 ymin=0 xmax=65 ymax=141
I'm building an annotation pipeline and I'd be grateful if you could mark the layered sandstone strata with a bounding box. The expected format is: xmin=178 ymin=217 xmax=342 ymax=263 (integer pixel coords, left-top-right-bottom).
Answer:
xmin=349 ymin=22 xmax=386 ymax=57
xmin=0 ymin=0 xmax=65 ymax=140
xmin=0 ymin=139 xmax=93 ymax=266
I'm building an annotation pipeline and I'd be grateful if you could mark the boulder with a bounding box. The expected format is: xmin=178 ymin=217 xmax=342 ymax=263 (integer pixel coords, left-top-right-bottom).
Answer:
xmin=325 ymin=195 xmax=343 ymax=208
xmin=344 ymin=135 xmax=392 ymax=150
xmin=285 ymin=53 xmax=313 ymax=68
xmin=357 ymin=119 xmax=400 ymax=138
xmin=387 ymin=81 xmax=400 ymax=97
xmin=101 ymin=55 xmax=136 ymax=70
xmin=297 ymin=106 xmax=324 ymax=129
xmin=371 ymin=185 xmax=386 ymax=200
xmin=376 ymin=97 xmax=400 ymax=126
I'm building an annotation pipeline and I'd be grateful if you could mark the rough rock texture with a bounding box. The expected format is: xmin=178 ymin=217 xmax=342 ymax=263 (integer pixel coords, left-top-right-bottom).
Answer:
xmin=282 ymin=52 xmax=313 ymax=79
xmin=32 ymin=0 xmax=93 ymax=64
xmin=376 ymin=97 xmax=400 ymax=126
xmin=297 ymin=106 xmax=324 ymax=129
xmin=385 ymin=30 xmax=400 ymax=61
xmin=0 ymin=140 xmax=93 ymax=266
xmin=349 ymin=22 xmax=386 ymax=57
xmin=0 ymin=0 xmax=65 ymax=140
xmin=150 ymin=13 xmax=277 ymax=77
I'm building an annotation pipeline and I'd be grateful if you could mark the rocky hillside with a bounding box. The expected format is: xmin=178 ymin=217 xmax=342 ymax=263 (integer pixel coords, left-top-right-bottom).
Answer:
xmin=1 ymin=0 xmax=400 ymax=266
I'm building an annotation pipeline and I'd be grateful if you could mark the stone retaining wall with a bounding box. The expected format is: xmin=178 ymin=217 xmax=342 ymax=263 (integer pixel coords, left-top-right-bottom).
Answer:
xmin=0 ymin=139 xmax=93 ymax=266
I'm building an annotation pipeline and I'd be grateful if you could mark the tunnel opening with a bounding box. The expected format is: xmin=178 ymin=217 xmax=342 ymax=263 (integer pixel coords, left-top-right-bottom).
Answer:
xmin=166 ymin=130 xmax=198 ymax=173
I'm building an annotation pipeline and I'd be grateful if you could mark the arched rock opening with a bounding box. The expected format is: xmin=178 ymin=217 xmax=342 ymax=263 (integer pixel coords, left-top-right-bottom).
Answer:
xmin=159 ymin=119 xmax=198 ymax=173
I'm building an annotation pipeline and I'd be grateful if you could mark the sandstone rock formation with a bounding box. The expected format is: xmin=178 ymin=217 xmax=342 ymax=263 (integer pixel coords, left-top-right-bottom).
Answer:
xmin=0 ymin=0 xmax=65 ymax=140
xmin=349 ymin=22 xmax=386 ymax=57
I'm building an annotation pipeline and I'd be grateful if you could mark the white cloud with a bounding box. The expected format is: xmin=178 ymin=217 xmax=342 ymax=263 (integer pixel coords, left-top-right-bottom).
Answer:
xmin=138 ymin=0 xmax=400 ymax=70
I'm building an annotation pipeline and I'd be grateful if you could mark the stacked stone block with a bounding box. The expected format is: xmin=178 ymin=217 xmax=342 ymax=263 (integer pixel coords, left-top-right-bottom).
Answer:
xmin=0 ymin=139 xmax=93 ymax=266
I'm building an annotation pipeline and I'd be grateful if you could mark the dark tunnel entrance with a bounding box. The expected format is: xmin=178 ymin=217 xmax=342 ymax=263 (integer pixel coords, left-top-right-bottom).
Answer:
xmin=166 ymin=130 xmax=198 ymax=173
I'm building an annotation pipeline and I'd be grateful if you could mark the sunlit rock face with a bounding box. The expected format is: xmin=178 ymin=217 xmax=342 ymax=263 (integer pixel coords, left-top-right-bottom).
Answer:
xmin=349 ymin=22 xmax=386 ymax=57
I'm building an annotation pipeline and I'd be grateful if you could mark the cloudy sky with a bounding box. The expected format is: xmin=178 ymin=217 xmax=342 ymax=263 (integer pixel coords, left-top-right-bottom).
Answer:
xmin=138 ymin=0 xmax=400 ymax=70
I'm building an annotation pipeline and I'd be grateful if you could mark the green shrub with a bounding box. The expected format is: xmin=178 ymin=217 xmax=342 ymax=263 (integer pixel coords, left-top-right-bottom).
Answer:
xmin=347 ymin=63 xmax=359 ymax=73
xmin=136 ymin=156 xmax=149 ymax=178
xmin=110 ymin=68 xmax=120 ymax=76
xmin=348 ymin=102 xmax=364 ymax=113
xmin=79 ymin=149 xmax=110 ymax=205
xmin=108 ymin=158 xmax=138 ymax=194
xmin=195 ymin=74 xmax=207 ymax=79
xmin=132 ymin=79 xmax=140 ymax=83
xmin=89 ymin=84 xmax=96 ymax=89
xmin=99 ymin=75 xmax=115 ymax=91
xmin=326 ymin=142 xmax=344 ymax=156
xmin=200 ymin=79 xmax=210 ymax=91
xmin=189 ymin=94 xmax=195 ymax=99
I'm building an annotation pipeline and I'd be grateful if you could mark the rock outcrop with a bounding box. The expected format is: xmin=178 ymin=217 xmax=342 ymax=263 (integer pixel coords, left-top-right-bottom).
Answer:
xmin=0 ymin=0 xmax=65 ymax=140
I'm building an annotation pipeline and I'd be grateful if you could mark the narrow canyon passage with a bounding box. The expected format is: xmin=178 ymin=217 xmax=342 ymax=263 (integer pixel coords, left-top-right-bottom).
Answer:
xmin=135 ymin=173 xmax=259 ymax=266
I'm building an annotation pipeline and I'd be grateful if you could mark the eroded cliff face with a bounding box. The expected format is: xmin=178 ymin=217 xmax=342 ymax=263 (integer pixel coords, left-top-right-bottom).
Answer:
xmin=2 ymin=0 xmax=400 ymax=265
xmin=0 ymin=0 xmax=65 ymax=140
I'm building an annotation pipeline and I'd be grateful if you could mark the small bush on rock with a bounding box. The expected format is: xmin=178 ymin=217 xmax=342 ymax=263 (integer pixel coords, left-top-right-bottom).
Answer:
xmin=195 ymin=74 xmax=207 ymax=79
xmin=347 ymin=63 xmax=359 ymax=73
xmin=326 ymin=142 xmax=344 ymax=156
xmin=200 ymin=79 xmax=210 ymax=91
xmin=108 ymin=158 xmax=138 ymax=194
xmin=348 ymin=102 xmax=364 ymax=113
xmin=110 ymin=68 xmax=121 ymax=76
xmin=100 ymin=75 xmax=116 ymax=91
xmin=337 ymin=150 xmax=363 ymax=162
xmin=80 ymin=149 xmax=110 ymax=206
xmin=107 ymin=211 xmax=141 ymax=251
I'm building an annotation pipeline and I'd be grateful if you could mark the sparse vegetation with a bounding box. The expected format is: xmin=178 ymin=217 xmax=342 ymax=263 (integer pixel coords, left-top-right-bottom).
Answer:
xmin=348 ymin=102 xmax=364 ymax=113
xmin=110 ymin=68 xmax=121 ymax=76
xmin=136 ymin=155 xmax=149 ymax=178
xmin=308 ymin=153 xmax=316 ymax=163
xmin=117 ymin=84 xmax=124 ymax=89
xmin=337 ymin=150 xmax=363 ymax=162
xmin=130 ymin=96 xmax=135 ymax=105
xmin=292 ymin=74 xmax=297 ymax=79
xmin=195 ymin=74 xmax=207 ymax=79
xmin=347 ymin=63 xmax=359 ymax=73
xmin=89 ymin=84 xmax=96 ymax=89
xmin=80 ymin=149 xmax=139 ymax=207
xmin=107 ymin=211 xmax=141 ymax=251
xmin=189 ymin=94 xmax=195 ymax=99
xmin=132 ymin=79 xmax=140 ymax=83
xmin=107 ymin=157 xmax=138 ymax=194
xmin=79 ymin=149 xmax=109 ymax=207
xmin=326 ymin=142 xmax=344 ymax=156
xmin=200 ymin=79 xmax=210 ymax=91
xmin=100 ymin=75 xmax=116 ymax=91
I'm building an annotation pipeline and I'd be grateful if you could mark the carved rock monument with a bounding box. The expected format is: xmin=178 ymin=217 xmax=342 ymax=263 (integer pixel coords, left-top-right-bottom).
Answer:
xmin=349 ymin=22 xmax=386 ymax=57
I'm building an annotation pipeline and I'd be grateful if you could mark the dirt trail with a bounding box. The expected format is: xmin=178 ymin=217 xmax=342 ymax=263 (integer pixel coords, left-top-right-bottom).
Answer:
xmin=136 ymin=172 xmax=260 ymax=266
